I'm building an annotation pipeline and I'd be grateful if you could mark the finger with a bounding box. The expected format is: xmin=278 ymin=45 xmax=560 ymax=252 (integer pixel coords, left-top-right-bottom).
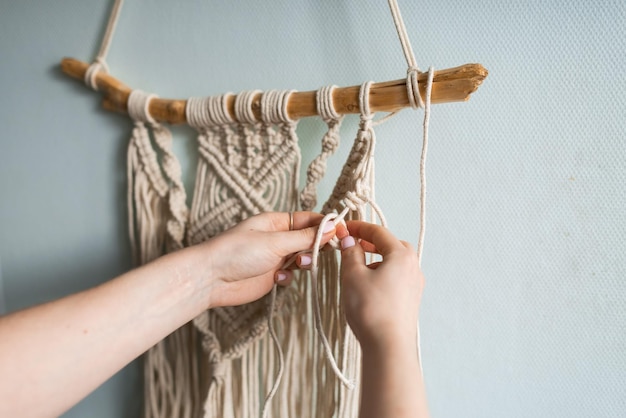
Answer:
xmin=339 ymin=235 xmax=367 ymax=280
xmin=359 ymin=239 xmax=378 ymax=254
xmin=345 ymin=220 xmax=404 ymax=256
xmin=399 ymin=240 xmax=415 ymax=252
xmin=212 ymin=273 xmax=275 ymax=307
xmin=264 ymin=211 xmax=325 ymax=232
xmin=274 ymin=270 xmax=294 ymax=286
xmin=336 ymin=222 xmax=349 ymax=240
xmin=367 ymin=261 xmax=382 ymax=270
xmin=296 ymin=253 xmax=312 ymax=270
xmin=272 ymin=217 xmax=337 ymax=255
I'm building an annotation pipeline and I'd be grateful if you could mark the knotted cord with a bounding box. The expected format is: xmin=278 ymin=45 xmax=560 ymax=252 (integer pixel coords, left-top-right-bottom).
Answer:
xmin=84 ymin=0 xmax=124 ymax=90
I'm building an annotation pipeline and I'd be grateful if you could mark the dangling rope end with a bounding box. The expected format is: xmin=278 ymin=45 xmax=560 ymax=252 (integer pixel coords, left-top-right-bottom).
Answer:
xmin=343 ymin=378 xmax=356 ymax=391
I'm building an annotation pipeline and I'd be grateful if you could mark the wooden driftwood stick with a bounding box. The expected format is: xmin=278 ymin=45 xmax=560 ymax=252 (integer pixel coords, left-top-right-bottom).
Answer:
xmin=60 ymin=57 xmax=488 ymax=124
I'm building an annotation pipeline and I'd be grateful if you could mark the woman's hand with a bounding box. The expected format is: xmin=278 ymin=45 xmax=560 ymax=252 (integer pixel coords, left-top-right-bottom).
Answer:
xmin=337 ymin=220 xmax=424 ymax=352
xmin=336 ymin=220 xmax=429 ymax=418
xmin=197 ymin=211 xmax=336 ymax=308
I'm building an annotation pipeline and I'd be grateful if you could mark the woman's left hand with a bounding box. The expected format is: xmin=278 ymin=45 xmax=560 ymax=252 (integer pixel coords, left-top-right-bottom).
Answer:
xmin=194 ymin=211 xmax=335 ymax=308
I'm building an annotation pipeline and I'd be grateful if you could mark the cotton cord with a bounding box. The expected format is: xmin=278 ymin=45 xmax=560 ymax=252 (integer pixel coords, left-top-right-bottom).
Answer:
xmin=309 ymin=210 xmax=354 ymax=388
xmin=261 ymin=286 xmax=285 ymax=418
xmin=128 ymin=90 xmax=157 ymax=124
xmin=301 ymin=85 xmax=343 ymax=211
xmin=263 ymin=204 xmax=354 ymax=415
xmin=184 ymin=90 xmax=303 ymax=418
xmin=85 ymin=0 xmax=125 ymax=90
xmin=417 ymin=68 xmax=434 ymax=264
xmin=387 ymin=0 xmax=425 ymax=109
xmin=386 ymin=0 xmax=435 ymax=262
xmin=387 ymin=0 xmax=435 ymax=377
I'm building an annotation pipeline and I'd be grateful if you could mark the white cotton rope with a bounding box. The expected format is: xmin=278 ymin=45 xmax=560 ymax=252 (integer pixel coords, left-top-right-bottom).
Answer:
xmin=301 ymin=85 xmax=343 ymax=211
xmin=387 ymin=0 xmax=424 ymax=110
xmin=387 ymin=0 xmax=435 ymax=377
xmin=263 ymin=205 xmax=353 ymax=416
xmin=265 ymin=79 xmax=400 ymax=414
xmin=417 ymin=68 xmax=434 ymax=265
xmin=128 ymin=90 xmax=157 ymax=124
xmin=85 ymin=0 xmax=125 ymax=90
xmin=261 ymin=285 xmax=284 ymax=418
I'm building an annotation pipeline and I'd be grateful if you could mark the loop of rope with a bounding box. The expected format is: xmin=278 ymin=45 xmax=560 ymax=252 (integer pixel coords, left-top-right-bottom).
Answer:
xmin=185 ymin=97 xmax=207 ymax=129
xmin=209 ymin=94 xmax=235 ymax=125
xmin=84 ymin=58 xmax=110 ymax=91
xmin=310 ymin=212 xmax=355 ymax=389
xmin=261 ymin=90 xmax=296 ymax=125
xmin=316 ymin=85 xmax=341 ymax=122
xmin=407 ymin=67 xmax=425 ymax=109
xmin=234 ymin=90 xmax=261 ymax=124
xmin=128 ymin=90 xmax=157 ymax=124
xmin=186 ymin=95 xmax=235 ymax=129
xmin=84 ymin=0 xmax=125 ymax=90
xmin=358 ymin=81 xmax=373 ymax=119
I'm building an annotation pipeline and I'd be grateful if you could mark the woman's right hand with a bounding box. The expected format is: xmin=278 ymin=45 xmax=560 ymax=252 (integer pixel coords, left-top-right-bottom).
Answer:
xmin=337 ymin=221 xmax=430 ymax=418
xmin=337 ymin=221 xmax=425 ymax=352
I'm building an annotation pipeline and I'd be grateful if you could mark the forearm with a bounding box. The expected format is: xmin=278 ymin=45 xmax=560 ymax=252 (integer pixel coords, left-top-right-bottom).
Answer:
xmin=0 ymin=246 xmax=213 ymax=418
xmin=359 ymin=339 xmax=430 ymax=418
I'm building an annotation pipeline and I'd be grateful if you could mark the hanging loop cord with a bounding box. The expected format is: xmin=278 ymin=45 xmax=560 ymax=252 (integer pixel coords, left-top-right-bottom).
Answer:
xmin=84 ymin=0 xmax=125 ymax=90
xmin=387 ymin=0 xmax=434 ymax=378
xmin=387 ymin=0 xmax=434 ymax=264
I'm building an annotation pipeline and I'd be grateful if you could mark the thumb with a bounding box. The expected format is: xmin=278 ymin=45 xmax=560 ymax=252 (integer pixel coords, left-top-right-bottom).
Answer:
xmin=272 ymin=222 xmax=337 ymax=255
xmin=340 ymin=235 xmax=367 ymax=280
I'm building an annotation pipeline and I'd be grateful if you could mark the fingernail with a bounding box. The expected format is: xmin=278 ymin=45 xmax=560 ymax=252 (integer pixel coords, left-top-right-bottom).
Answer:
xmin=276 ymin=272 xmax=288 ymax=282
xmin=341 ymin=236 xmax=356 ymax=250
xmin=298 ymin=254 xmax=312 ymax=266
xmin=322 ymin=222 xmax=335 ymax=233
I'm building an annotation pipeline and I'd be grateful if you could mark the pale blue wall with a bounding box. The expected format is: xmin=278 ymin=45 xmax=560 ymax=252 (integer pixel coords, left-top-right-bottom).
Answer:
xmin=1 ymin=1 xmax=624 ymax=417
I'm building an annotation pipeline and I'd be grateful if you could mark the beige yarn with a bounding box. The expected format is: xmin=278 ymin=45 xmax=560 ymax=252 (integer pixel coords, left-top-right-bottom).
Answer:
xmin=85 ymin=1 xmax=433 ymax=417
xmin=185 ymin=90 xmax=302 ymax=418
xmin=126 ymin=90 xmax=199 ymax=418
xmin=130 ymin=80 xmax=393 ymax=417
xmin=300 ymin=85 xmax=343 ymax=211
xmin=127 ymin=79 xmax=430 ymax=418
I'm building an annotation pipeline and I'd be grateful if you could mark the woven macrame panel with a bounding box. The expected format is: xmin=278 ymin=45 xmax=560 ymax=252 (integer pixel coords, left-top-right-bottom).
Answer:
xmin=188 ymin=113 xmax=300 ymax=360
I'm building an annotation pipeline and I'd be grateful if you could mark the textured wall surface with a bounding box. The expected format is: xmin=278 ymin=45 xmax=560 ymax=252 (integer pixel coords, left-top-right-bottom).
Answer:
xmin=0 ymin=1 xmax=624 ymax=417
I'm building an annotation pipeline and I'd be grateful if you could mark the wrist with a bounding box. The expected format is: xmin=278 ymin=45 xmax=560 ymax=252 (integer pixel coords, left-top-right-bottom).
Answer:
xmin=360 ymin=332 xmax=418 ymax=358
xmin=183 ymin=242 xmax=222 ymax=310
xmin=355 ymin=317 xmax=419 ymax=355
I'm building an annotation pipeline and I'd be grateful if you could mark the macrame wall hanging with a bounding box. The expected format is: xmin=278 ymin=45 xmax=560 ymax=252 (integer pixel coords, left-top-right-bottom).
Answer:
xmin=61 ymin=1 xmax=487 ymax=417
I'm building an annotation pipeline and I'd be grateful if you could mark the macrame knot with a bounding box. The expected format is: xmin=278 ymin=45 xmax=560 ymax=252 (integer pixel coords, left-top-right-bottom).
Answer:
xmin=342 ymin=191 xmax=367 ymax=212
xmin=406 ymin=66 xmax=425 ymax=109
xmin=210 ymin=360 xmax=227 ymax=380
xmin=300 ymin=85 xmax=343 ymax=211
xmin=84 ymin=58 xmax=110 ymax=91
